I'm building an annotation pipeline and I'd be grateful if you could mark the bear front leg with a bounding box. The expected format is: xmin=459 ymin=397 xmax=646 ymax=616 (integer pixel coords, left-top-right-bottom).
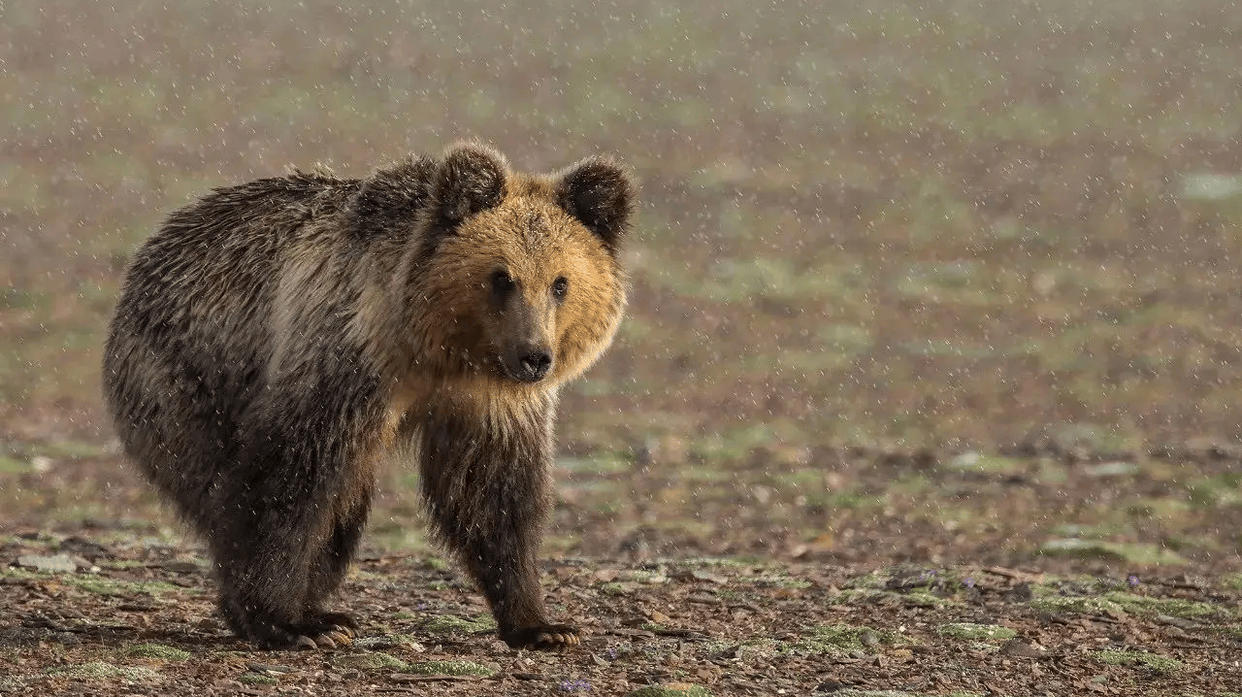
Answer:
xmin=418 ymin=405 xmax=580 ymax=650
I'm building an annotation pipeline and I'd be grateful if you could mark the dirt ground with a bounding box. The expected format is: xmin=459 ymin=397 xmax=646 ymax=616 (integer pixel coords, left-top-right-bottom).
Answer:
xmin=3 ymin=527 xmax=1242 ymax=696
xmin=4 ymin=0 xmax=1242 ymax=695
xmin=4 ymin=443 xmax=1242 ymax=696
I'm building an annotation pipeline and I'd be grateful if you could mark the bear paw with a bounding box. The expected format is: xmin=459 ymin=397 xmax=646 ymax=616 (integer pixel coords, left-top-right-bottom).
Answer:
xmin=502 ymin=624 xmax=581 ymax=650
xmin=243 ymin=612 xmax=358 ymax=651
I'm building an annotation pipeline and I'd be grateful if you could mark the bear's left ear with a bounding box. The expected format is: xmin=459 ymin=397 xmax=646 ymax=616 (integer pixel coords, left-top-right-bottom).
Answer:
xmin=432 ymin=142 xmax=508 ymax=231
xmin=556 ymin=156 xmax=634 ymax=253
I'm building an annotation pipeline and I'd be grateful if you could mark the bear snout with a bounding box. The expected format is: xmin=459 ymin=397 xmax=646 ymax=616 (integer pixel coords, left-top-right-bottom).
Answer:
xmin=505 ymin=346 xmax=553 ymax=382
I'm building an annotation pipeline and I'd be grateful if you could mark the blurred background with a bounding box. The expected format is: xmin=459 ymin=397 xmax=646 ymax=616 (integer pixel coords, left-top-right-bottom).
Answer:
xmin=3 ymin=0 xmax=1241 ymax=570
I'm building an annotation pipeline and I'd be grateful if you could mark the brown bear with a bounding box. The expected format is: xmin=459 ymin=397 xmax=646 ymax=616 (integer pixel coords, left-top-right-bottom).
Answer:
xmin=101 ymin=142 xmax=633 ymax=651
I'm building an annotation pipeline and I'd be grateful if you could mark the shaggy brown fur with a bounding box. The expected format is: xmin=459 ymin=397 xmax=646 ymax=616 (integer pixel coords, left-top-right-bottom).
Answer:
xmin=102 ymin=143 xmax=633 ymax=650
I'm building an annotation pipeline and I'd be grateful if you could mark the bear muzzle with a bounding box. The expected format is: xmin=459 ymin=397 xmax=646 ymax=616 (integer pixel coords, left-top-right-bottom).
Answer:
xmin=502 ymin=345 xmax=554 ymax=383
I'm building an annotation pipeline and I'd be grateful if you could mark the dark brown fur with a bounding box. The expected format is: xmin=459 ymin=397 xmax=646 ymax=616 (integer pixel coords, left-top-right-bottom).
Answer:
xmin=102 ymin=143 xmax=633 ymax=650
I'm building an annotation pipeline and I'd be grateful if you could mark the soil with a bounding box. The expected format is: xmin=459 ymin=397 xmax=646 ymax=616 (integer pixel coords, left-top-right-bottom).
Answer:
xmin=3 ymin=445 xmax=1242 ymax=696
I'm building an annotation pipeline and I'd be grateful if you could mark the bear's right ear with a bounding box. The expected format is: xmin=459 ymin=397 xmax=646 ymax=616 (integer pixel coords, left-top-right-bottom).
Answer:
xmin=431 ymin=142 xmax=508 ymax=232
xmin=556 ymin=156 xmax=634 ymax=254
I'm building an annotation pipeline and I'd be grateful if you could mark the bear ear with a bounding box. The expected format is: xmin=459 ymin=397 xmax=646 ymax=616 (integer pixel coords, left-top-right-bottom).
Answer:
xmin=432 ymin=142 xmax=508 ymax=231
xmin=556 ymin=156 xmax=634 ymax=253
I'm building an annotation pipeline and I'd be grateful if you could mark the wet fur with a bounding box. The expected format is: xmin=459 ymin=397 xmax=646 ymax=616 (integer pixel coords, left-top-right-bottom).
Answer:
xmin=102 ymin=143 xmax=633 ymax=649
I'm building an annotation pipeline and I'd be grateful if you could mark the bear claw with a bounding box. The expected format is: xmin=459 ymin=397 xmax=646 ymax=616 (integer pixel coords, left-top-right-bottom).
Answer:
xmin=503 ymin=624 xmax=582 ymax=650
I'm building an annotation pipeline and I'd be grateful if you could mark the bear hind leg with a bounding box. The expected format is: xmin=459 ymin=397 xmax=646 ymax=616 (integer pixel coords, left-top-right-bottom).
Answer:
xmin=210 ymin=507 xmax=355 ymax=650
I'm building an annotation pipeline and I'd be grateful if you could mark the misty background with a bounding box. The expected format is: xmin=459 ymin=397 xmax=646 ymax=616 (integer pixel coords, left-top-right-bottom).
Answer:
xmin=3 ymin=0 xmax=1242 ymax=561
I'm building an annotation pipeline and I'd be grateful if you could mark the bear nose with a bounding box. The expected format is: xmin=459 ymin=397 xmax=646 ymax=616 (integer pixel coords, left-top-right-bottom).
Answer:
xmin=519 ymin=351 xmax=553 ymax=381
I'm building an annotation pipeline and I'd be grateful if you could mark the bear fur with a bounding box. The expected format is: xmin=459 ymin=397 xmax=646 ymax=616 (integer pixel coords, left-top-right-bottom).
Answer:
xmin=101 ymin=142 xmax=633 ymax=650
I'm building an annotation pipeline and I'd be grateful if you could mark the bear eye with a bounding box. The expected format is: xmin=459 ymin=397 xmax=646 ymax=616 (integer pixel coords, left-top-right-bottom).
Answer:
xmin=552 ymin=276 xmax=569 ymax=299
xmin=491 ymin=270 xmax=515 ymax=296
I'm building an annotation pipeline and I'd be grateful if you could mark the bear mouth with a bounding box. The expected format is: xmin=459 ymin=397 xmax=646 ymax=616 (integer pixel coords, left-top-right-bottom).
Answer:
xmin=497 ymin=350 xmax=553 ymax=384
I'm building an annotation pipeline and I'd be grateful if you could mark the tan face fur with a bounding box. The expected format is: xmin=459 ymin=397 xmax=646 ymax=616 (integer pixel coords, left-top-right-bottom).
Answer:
xmin=426 ymin=180 xmax=625 ymax=387
xmin=394 ymin=146 xmax=632 ymax=397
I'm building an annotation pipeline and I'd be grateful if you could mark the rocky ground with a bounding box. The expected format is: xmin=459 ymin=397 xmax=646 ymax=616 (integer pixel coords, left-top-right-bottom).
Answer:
xmin=4 ymin=444 xmax=1242 ymax=696
xmin=4 ymin=534 xmax=1242 ymax=697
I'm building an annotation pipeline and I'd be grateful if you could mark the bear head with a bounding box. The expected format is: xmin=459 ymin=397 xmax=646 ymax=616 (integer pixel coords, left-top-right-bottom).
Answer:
xmin=398 ymin=142 xmax=634 ymax=391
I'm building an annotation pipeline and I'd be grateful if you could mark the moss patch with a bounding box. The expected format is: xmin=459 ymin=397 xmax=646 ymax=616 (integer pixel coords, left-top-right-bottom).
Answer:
xmin=1038 ymin=539 xmax=1187 ymax=565
xmin=45 ymin=661 xmax=159 ymax=681
xmin=936 ymin=623 xmax=1017 ymax=641
xmin=404 ymin=660 xmax=496 ymax=677
xmin=1093 ymin=649 xmax=1182 ymax=674
xmin=331 ymin=652 xmax=409 ymax=671
xmin=1029 ymin=594 xmax=1126 ymax=615
xmin=783 ymin=624 xmax=901 ymax=655
xmin=419 ymin=614 xmax=496 ymax=634
xmin=1103 ymin=592 xmax=1227 ymax=619
xmin=0 ymin=568 xmax=184 ymax=597
xmin=127 ymin=643 xmax=191 ymax=661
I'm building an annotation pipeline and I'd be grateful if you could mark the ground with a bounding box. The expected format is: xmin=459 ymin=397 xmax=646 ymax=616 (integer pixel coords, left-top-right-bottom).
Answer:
xmin=3 ymin=0 xmax=1242 ymax=695
xmin=4 ymin=523 xmax=1242 ymax=696
xmin=5 ymin=444 xmax=1242 ymax=695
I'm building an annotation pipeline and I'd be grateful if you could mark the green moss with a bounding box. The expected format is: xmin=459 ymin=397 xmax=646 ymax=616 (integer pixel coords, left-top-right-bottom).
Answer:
xmin=45 ymin=661 xmax=159 ymax=681
xmin=127 ymin=643 xmax=191 ymax=661
xmin=903 ymin=588 xmax=956 ymax=608
xmin=101 ymin=560 xmax=153 ymax=570
xmin=936 ymin=623 xmax=1017 ymax=641
xmin=1029 ymin=595 xmax=1126 ymax=615
xmin=837 ymin=588 xmax=887 ymax=604
xmin=1212 ymin=626 xmax=1242 ymax=640
xmin=419 ymin=614 xmax=496 ymax=634
xmin=943 ymin=452 xmax=1025 ymax=474
xmin=1093 ymin=649 xmax=1182 ymax=674
xmin=33 ymin=440 xmax=112 ymax=460
xmin=404 ymin=660 xmax=495 ymax=677
xmin=421 ymin=556 xmax=449 ymax=571
xmin=331 ymin=652 xmax=409 ymax=671
xmin=1103 ymin=592 xmax=1227 ymax=619
xmin=781 ymin=624 xmax=907 ymax=656
xmin=1038 ymin=538 xmax=1187 ymax=565
xmin=0 ymin=569 xmax=185 ymax=598
xmin=0 ymin=455 xmax=31 ymax=474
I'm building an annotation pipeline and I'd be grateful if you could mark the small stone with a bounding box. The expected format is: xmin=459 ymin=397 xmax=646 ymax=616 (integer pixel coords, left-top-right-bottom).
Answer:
xmin=16 ymin=554 xmax=78 ymax=573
